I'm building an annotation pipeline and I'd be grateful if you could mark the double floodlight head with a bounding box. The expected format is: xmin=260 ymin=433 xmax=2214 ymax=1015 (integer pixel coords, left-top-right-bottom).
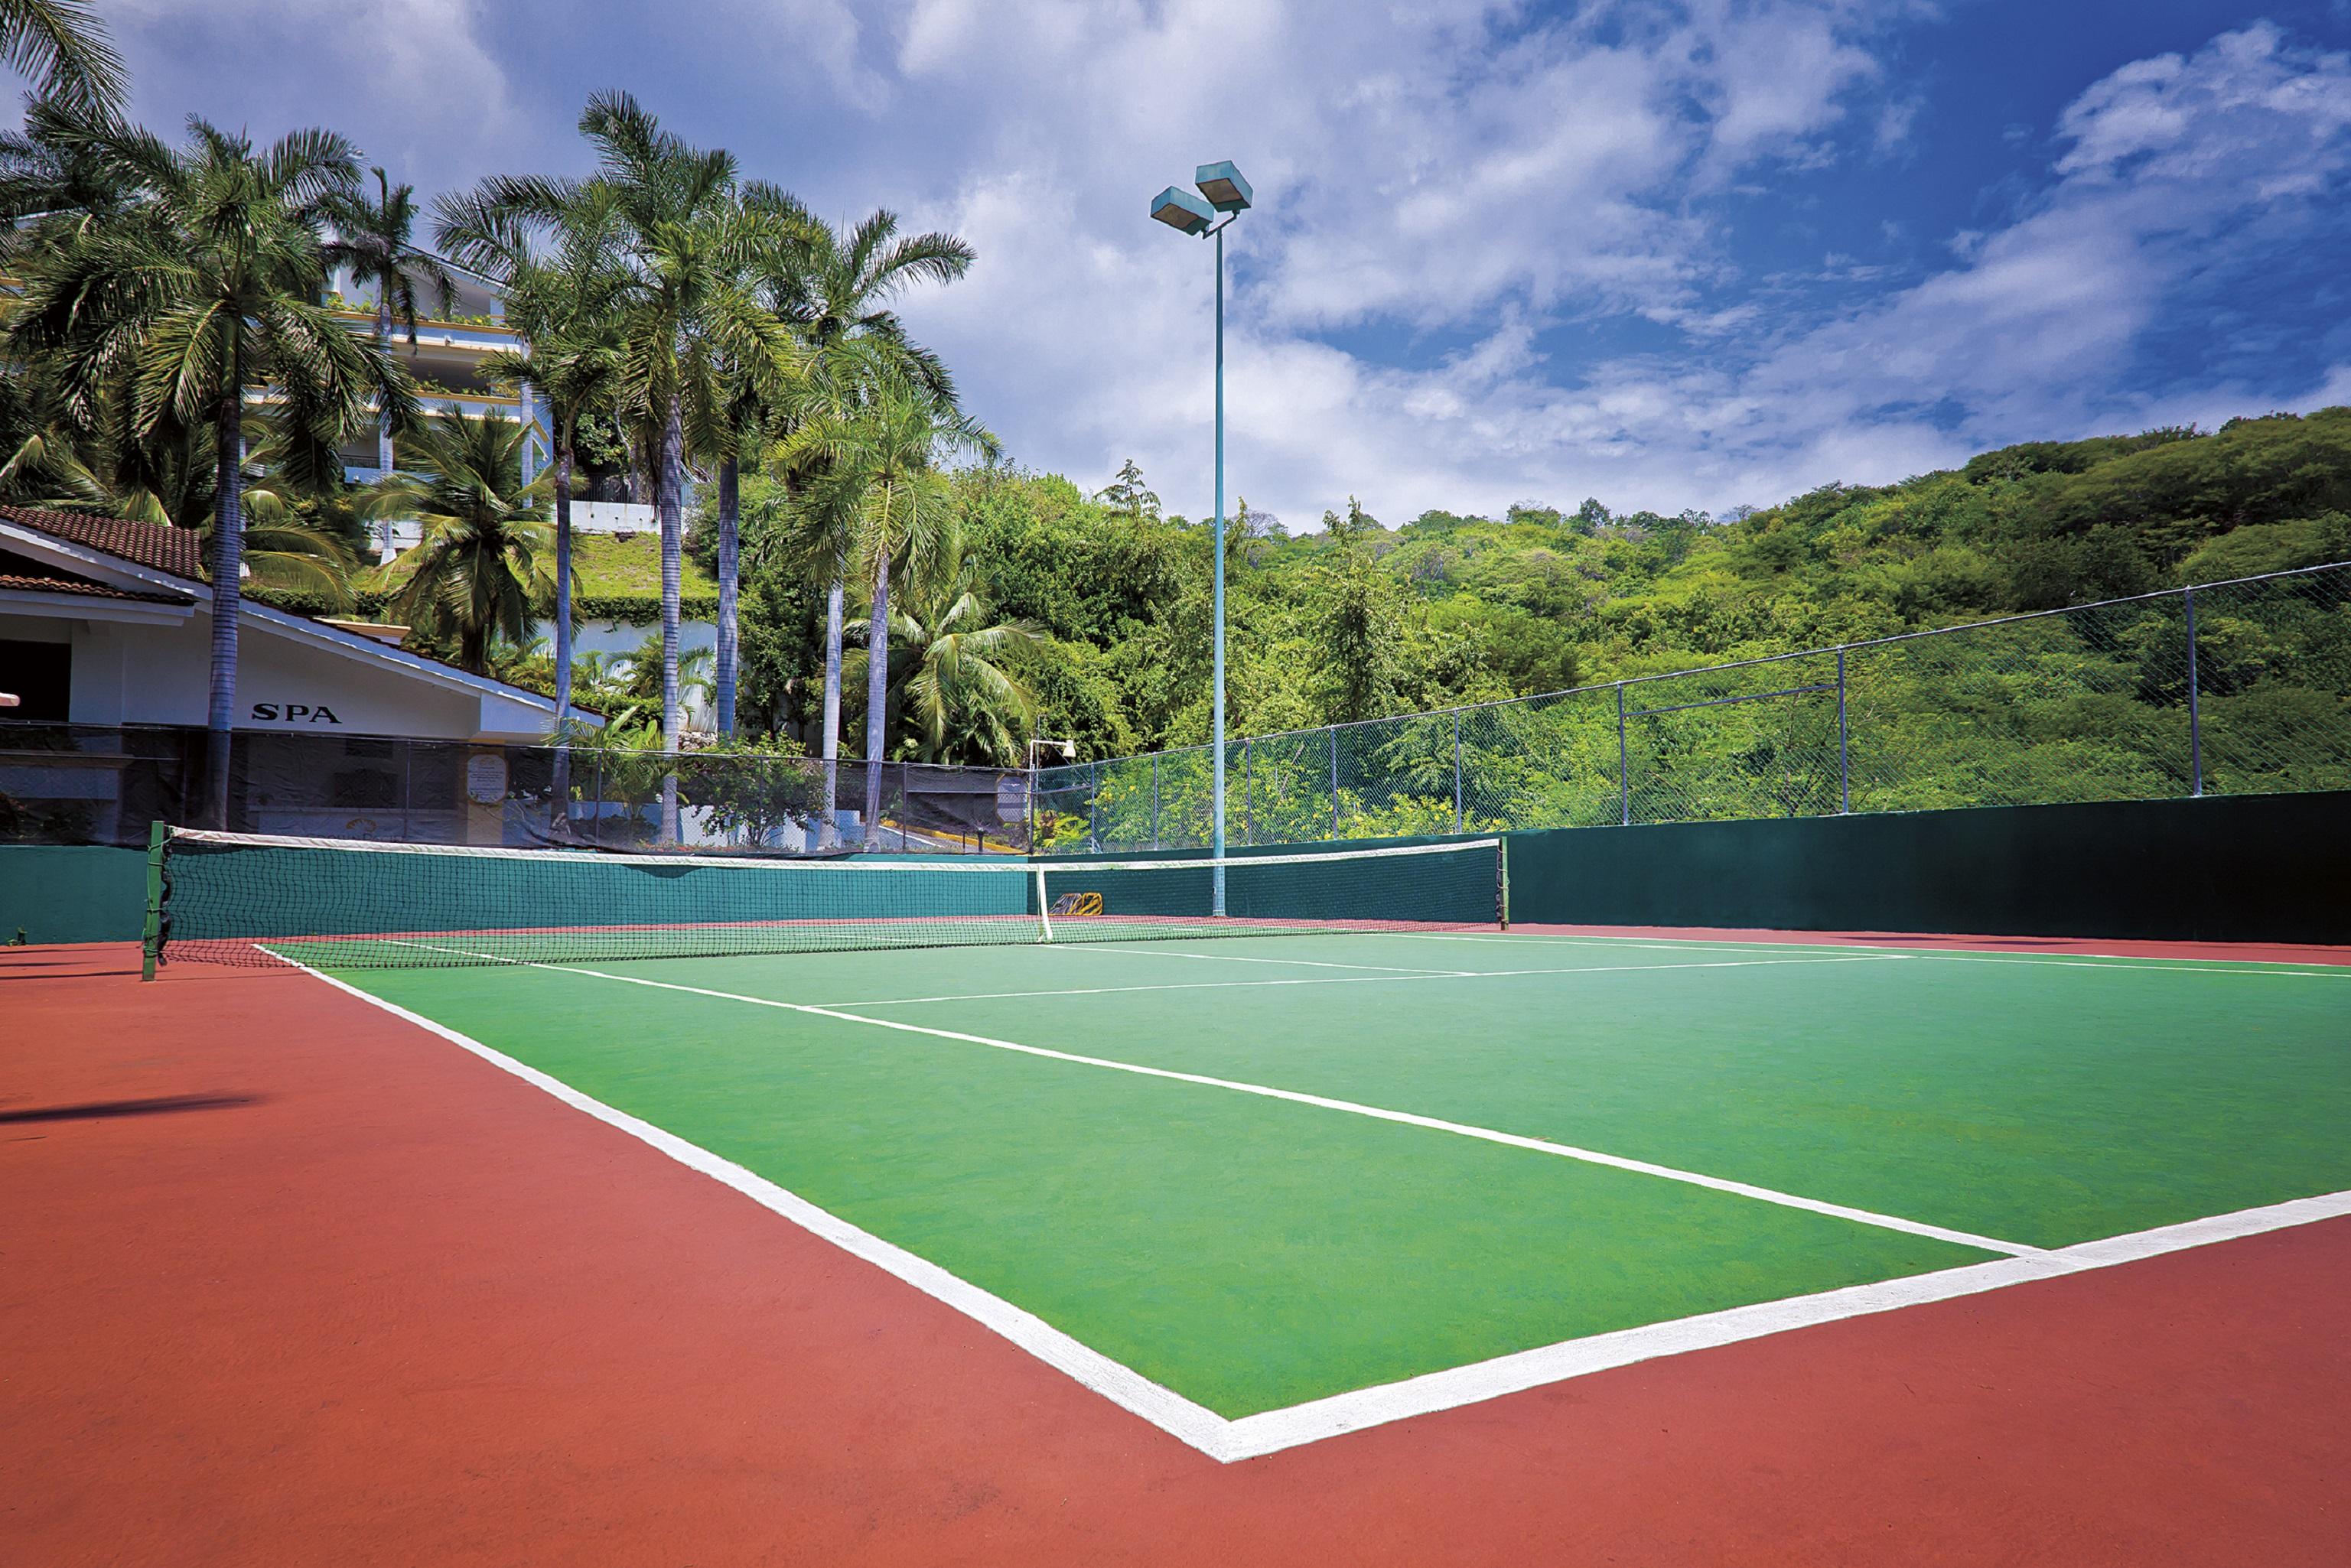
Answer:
xmin=1149 ymin=160 xmax=1252 ymax=236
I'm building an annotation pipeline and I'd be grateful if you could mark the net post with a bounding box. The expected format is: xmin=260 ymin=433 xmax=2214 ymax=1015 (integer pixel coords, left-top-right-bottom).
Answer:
xmin=140 ymin=820 xmax=166 ymax=981
xmin=1034 ymin=864 xmax=1053 ymax=943
xmin=2184 ymin=586 xmax=2203 ymax=798
xmin=1496 ymin=834 xmax=1511 ymax=931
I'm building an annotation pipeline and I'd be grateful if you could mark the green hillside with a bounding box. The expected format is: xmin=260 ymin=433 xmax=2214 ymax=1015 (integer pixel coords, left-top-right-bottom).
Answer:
xmin=889 ymin=407 xmax=2349 ymax=761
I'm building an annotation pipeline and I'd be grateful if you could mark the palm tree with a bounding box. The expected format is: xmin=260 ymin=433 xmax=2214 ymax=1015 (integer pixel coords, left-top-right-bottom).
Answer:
xmin=569 ymin=91 xmax=797 ymax=838
xmin=366 ymin=411 xmax=549 ymax=673
xmin=848 ymin=532 xmax=1040 ymax=765
xmin=0 ymin=2 xmax=125 ymax=117
xmin=700 ymin=181 xmax=812 ymax=741
xmin=782 ymin=379 xmax=997 ymax=835
xmin=435 ymin=177 xmax=628 ymax=818
xmin=322 ymin=167 xmax=454 ymax=552
xmin=8 ymin=112 xmax=413 ymax=824
xmin=770 ymin=207 xmax=972 ymax=837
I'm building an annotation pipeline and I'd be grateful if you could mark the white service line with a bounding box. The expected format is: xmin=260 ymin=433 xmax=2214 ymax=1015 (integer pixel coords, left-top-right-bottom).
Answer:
xmin=1065 ymin=942 xmax=1474 ymax=977
xmin=1383 ymin=930 xmax=2351 ymax=978
xmin=284 ymin=953 xmax=2351 ymax=1466
xmin=391 ymin=949 xmax=2032 ymax=1258
xmin=829 ymin=952 xmax=1913 ymax=1008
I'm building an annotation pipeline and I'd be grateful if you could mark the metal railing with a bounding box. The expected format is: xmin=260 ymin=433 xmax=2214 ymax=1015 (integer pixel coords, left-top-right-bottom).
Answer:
xmin=1034 ymin=561 xmax=2351 ymax=851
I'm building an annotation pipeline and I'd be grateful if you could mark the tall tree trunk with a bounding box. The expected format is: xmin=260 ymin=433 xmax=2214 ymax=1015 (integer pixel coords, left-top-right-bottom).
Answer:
xmin=375 ymin=298 xmax=394 ymax=558
xmin=205 ymin=379 xmax=244 ymax=830
xmin=715 ymin=453 xmax=738 ymax=737
xmin=551 ymin=428 xmax=575 ymax=825
xmin=819 ymin=578 xmax=843 ymax=848
xmin=863 ymin=548 xmax=889 ymax=838
xmin=657 ymin=393 xmax=685 ymax=843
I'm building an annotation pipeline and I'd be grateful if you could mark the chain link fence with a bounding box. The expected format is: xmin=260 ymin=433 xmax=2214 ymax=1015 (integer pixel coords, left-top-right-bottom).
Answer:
xmin=1034 ymin=562 xmax=2351 ymax=851
xmin=0 ymin=724 xmax=1034 ymax=854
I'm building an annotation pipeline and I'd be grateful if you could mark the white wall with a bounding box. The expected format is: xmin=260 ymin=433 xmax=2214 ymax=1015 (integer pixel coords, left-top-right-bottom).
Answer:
xmin=2 ymin=602 xmax=556 ymax=742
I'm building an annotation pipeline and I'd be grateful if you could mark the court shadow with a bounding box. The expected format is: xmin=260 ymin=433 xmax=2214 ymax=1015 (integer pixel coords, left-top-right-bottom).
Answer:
xmin=0 ymin=958 xmax=146 ymax=981
xmin=0 ymin=1095 xmax=261 ymax=1124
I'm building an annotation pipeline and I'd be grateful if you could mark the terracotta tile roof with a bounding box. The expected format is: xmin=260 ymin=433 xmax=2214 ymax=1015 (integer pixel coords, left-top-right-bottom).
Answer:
xmin=0 ymin=505 xmax=206 ymax=580
xmin=0 ymin=568 xmax=192 ymax=604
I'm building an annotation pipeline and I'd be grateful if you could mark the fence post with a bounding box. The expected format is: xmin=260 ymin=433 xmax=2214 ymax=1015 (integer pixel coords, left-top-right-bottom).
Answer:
xmin=1151 ymin=754 xmax=1161 ymax=849
xmin=1836 ymin=647 xmax=1851 ymax=815
xmin=1243 ymin=740 xmax=1255 ymax=846
xmin=1617 ymin=684 xmax=1630 ymax=827
xmin=1452 ymin=711 xmax=1464 ymax=834
xmin=1329 ymin=728 xmax=1340 ymax=840
xmin=1088 ymin=760 xmax=1099 ymax=851
xmin=2184 ymin=586 xmax=2203 ymax=798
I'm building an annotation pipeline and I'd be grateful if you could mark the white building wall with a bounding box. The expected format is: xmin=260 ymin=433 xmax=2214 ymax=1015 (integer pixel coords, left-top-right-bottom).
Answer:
xmin=4 ymin=602 xmax=557 ymax=742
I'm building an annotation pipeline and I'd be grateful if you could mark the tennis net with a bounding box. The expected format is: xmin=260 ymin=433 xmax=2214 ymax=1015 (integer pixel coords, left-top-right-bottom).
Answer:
xmin=146 ymin=828 xmax=1509 ymax=969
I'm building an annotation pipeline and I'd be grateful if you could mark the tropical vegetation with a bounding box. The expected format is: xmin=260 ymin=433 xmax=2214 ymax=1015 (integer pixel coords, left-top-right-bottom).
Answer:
xmin=0 ymin=2 xmax=2343 ymax=849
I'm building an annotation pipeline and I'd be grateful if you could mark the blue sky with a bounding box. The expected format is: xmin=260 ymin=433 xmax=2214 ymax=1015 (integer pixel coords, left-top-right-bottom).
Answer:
xmin=94 ymin=1 xmax=2351 ymax=528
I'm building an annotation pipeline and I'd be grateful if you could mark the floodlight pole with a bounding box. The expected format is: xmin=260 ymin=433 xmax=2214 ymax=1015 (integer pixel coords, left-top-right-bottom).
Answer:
xmin=1211 ymin=216 xmax=1229 ymax=915
xmin=1150 ymin=161 xmax=1252 ymax=916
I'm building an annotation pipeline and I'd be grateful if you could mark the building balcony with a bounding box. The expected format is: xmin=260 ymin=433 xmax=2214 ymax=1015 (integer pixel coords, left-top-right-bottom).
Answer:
xmin=330 ymin=307 xmax=519 ymax=355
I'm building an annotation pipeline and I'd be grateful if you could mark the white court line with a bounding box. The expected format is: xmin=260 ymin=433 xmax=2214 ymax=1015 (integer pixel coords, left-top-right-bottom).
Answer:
xmin=370 ymin=942 xmax=2030 ymax=1258
xmin=1383 ymin=930 xmax=2351 ymax=978
xmin=1070 ymin=942 xmax=1475 ymax=977
xmin=1216 ymin=1189 xmax=2351 ymax=1459
xmin=825 ymin=952 xmax=1910 ymax=1009
xmin=282 ymin=953 xmax=2351 ymax=1465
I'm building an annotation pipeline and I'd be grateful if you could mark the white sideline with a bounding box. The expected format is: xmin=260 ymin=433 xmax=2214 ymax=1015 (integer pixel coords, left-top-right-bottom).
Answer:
xmin=285 ymin=959 xmax=1234 ymax=1456
xmin=284 ymin=954 xmax=2351 ymax=1466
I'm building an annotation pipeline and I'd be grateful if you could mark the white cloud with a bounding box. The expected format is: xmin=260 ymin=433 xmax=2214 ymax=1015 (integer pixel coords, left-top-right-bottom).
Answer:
xmin=898 ymin=14 xmax=2351 ymax=524
xmin=79 ymin=3 xmax=2351 ymax=529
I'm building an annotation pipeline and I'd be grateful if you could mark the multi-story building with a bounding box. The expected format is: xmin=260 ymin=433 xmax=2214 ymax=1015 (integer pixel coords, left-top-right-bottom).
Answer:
xmin=331 ymin=261 xmax=713 ymax=724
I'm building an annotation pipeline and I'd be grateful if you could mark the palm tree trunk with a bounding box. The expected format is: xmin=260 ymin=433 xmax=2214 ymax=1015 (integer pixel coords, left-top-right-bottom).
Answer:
xmin=819 ymin=578 xmax=843 ymax=848
xmin=551 ymin=428 xmax=575 ymax=825
xmin=204 ymin=380 xmax=244 ymax=830
xmin=657 ymin=393 xmax=685 ymax=843
xmin=375 ymin=298 xmax=394 ymax=558
xmin=715 ymin=453 xmax=738 ymax=737
xmin=863 ymin=551 xmax=889 ymax=838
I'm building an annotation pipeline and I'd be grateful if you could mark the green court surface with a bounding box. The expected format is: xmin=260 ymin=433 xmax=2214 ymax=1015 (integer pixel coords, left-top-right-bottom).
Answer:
xmin=330 ymin=932 xmax=2351 ymax=1421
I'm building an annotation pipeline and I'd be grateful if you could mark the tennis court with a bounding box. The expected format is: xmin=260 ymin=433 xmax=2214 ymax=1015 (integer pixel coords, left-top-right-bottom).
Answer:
xmin=141 ymin=828 xmax=2351 ymax=1461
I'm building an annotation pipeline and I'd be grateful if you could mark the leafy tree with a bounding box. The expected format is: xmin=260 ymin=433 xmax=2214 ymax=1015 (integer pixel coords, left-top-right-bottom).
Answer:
xmin=1318 ymin=524 xmax=1407 ymax=724
xmin=846 ymin=532 xmax=1042 ymax=763
xmin=7 ymin=111 xmax=412 ymax=822
xmin=367 ymin=412 xmax=549 ymax=672
xmin=780 ymin=378 xmax=998 ymax=832
xmin=1094 ymin=457 xmax=1159 ymax=521
xmin=769 ymin=206 xmax=973 ymax=825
